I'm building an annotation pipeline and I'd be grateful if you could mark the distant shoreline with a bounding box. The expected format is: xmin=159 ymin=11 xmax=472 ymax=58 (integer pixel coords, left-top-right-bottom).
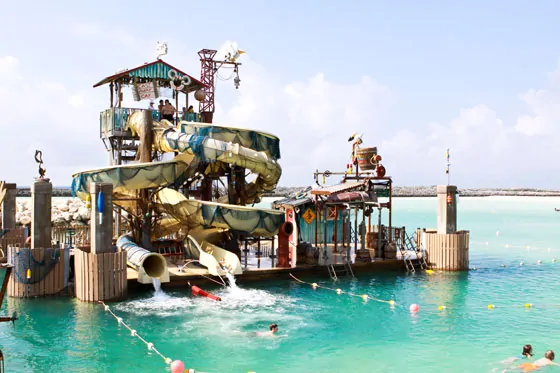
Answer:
xmin=13 ymin=186 xmax=560 ymax=198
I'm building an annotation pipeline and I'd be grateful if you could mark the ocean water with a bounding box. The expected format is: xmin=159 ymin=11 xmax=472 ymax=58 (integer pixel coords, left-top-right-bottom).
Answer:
xmin=2 ymin=196 xmax=560 ymax=373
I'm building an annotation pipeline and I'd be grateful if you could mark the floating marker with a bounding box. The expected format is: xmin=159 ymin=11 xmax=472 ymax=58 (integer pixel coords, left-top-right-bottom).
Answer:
xmin=525 ymin=303 xmax=533 ymax=308
xmin=311 ymin=283 xmax=318 ymax=289
xmin=336 ymin=289 xmax=342 ymax=294
xmin=389 ymin=300 xmax=396 ymax=306
xmin=537 ymin=260 xmax=542 ymax=264
xmin=520 ymin=262 xmax=524 ymax=266
xmin=409 ymin=304 xmax=420 ymax=313
xmin=362 ymin=294 xmax=369 ymax=301
xmin=438 ymin=305 xmax=446 ymax=311
xmin=488 ymin=304 xmax=495 ymax=309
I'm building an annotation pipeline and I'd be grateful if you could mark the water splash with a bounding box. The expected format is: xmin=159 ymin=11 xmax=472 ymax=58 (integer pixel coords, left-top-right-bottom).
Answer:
xmin=152 ymin=278 xmax=163 ymax=296
xmin=224 ymin=272 xmax=238 ymax=289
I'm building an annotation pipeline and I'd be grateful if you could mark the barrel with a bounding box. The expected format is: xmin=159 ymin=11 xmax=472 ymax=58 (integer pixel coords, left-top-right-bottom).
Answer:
xmin=356 ymin=147 xmax=378 ymax=170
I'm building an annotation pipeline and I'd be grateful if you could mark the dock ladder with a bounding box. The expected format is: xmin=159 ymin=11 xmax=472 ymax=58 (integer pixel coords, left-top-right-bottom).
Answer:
xmin=328 ymin=258 xmax=355 ymax=281
xmin=397 ymin=233 xmax=416 ymax=273
xmin=404 ymin=232 xmax=428 ymax=270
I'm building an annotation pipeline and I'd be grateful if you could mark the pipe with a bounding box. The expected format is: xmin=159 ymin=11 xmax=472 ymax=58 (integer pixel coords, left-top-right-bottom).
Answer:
xmin=117 ymin=234 xmax=167 ymax=278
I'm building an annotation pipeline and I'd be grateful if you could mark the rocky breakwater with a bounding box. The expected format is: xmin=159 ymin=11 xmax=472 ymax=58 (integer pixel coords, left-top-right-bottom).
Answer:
xmin=5 ymin=198 xmax=90 ymax=227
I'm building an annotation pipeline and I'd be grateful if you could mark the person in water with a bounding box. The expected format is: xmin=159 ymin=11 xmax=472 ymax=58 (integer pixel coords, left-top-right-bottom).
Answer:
xmin=255 ymin=323 xmax=278 ymax=337
xmin=500 ymin=344 xmax=534 ymax=366
xmin=521 ymin=345 xmax=534 ymax=359
xmin=519 ymin=350 xmax=559 ymax=371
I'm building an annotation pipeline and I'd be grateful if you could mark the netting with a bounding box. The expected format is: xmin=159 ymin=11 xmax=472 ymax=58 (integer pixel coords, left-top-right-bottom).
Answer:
xmin=10 ymin=248 xmax=60 ymax=284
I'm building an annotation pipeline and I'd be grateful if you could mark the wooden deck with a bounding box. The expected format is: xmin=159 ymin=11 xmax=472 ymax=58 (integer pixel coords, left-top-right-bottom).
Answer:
xmin=126 ymin=257 xmax=412 ymax=290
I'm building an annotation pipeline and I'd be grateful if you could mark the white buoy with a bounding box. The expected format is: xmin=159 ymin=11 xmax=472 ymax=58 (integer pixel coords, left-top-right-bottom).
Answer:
xmin=496 ymin=230 xmax=500 ymax=237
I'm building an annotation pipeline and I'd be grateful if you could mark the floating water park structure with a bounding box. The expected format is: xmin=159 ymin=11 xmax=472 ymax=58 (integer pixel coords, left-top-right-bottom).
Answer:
xmin=0 ymin=42 xmax=473 ymax=371
xmin=0 ymin=43 xmax=470 ymax=300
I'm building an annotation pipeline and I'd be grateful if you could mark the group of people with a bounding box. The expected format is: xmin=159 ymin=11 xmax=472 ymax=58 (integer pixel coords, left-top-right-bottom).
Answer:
xmin=148 ymin=100 xmax=195 ymax=122
xmin=502 ymin=344 xmax=558 ymax=371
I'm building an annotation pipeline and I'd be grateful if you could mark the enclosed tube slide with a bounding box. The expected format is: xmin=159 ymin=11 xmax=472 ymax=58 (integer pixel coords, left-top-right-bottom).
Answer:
xmin=117 ymin=234 xmax=169 ymax=284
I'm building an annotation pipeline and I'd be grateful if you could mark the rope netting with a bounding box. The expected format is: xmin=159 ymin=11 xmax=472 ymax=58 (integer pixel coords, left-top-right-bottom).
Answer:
xmin=10 ymin=248 xmax=60 ymax=284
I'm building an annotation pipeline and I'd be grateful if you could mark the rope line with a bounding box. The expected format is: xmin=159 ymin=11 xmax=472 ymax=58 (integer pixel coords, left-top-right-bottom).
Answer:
xmin=99 ymin=301 xmax=171 ymax=364
xmin=289 ymin=273 xmax=396 ymax=305
xmin=289 ymin=274 xmax=560 ymax=314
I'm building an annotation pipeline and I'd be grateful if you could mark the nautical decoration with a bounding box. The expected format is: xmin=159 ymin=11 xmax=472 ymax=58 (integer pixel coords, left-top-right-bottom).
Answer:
xmin=168 ymin=70 xmax=191 ymax=91
xmin=156 ymin=41 xmax=168 ymax=60
xmin=86 ymin=194 xmax=91 ymax=209
xmin=376 ymin=164 xmax=386 ymax=178
xmin=34 ymin=150 xmax=48 ymax=181
xmin=167 ymin=69 xmax=178 ymax=80
xmin=170 ymin=360 xmax=185 ymax=373
xmin=133 ymin=81 xmax=160 ymax=101
xmin=194 ymin=89 xmax=205 ymax=101
xmin=98 ymin=191 xmax=105 ymax=224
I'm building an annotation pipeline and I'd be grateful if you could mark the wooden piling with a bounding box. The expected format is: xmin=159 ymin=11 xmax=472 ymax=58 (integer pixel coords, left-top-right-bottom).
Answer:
xmin=74 ymin=249 xmax=127 ymax=302
xmin=423 ymin=230 xmax=469 ymax=271
xmin=7 ymin=246 xmax=68 ymax=297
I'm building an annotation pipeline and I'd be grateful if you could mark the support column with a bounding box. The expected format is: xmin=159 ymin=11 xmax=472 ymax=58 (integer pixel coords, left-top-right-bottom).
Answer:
xmin=1 ymin=183 xmax=16 ymax=230
xmin=31 ymin=180 xmax=52 ymax=249
xmin=437 ymin=185 xmax=457 ymax=234
xmin=423 ymin=184 xmax=469 ymax=271
xmin=89 ymin=183 xmax=114 ymax=254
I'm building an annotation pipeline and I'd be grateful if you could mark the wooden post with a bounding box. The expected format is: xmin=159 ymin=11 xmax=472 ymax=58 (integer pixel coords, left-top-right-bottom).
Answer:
xmin=109 ymin=82 xmax=114 ymax=107
xmin=139 ymin=110 xmax=153 ymax=249
xmin=423 ymin=231 xmax=469 ymax=271
xmin=89 ymin=183 xmax=114 ymax=254
xmin=1 ymin=183 xmax=16 ymax=230
xmin=74 ymin=249 xmax=127 ymax=302
xmin=31 ymin=180 xmax=52 ymax=249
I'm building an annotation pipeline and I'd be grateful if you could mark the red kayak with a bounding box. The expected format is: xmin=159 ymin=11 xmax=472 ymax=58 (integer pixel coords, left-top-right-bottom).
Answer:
xmin=190 ymin=284 xmax=221 ymax=302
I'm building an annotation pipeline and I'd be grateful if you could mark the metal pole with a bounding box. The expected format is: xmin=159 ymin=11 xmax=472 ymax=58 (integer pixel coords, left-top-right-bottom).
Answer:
xmin=377 ymin=208 xmax=382 ymax=258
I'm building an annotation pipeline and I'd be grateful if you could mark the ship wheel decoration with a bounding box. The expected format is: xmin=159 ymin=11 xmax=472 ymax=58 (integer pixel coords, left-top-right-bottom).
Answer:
xmin=34 ymin=150 xmax=48 ymax=181
xmin=168 ymin=69 xmax=191 ymax=91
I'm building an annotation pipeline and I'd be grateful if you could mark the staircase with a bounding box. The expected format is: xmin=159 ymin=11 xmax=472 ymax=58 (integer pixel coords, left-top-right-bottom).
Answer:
xmin=397 ymin=229 xmax=429 ymax=273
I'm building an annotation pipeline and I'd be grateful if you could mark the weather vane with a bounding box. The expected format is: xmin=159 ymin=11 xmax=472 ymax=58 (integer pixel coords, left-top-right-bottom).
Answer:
xmin=156 ymin=41 xmax=168 ymax=60
xmin=34 ymin=150 xmax=48 ymax=181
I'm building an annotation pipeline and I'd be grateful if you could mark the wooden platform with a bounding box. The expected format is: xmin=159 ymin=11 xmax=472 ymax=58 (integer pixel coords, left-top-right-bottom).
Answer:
xmin=126 ymin=258 xmax=411 ymax=290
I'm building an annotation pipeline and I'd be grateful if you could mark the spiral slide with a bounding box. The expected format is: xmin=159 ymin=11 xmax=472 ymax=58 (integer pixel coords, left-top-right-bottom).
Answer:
xmin=71 ymin=111 xmax=285 ymax=279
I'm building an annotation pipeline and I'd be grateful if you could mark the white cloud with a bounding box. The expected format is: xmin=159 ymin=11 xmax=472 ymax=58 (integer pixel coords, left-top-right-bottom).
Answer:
xmin=0 ymin=56 xmax=18 ymax=74
xmin=3 ymin=37 xmax=560 ymax=190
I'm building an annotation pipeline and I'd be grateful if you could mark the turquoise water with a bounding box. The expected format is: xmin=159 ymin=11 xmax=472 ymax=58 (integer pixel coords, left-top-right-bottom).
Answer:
xmin=2 ymin=197 xmax=560 ymax=372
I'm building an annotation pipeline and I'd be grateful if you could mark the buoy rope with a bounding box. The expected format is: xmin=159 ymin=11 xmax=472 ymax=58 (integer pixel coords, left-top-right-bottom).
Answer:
xmin=98 ymin=301 xmax=171 ymax=364
xmin=289 ymin=274 xmax=560 ymax=314
xmin=289 ymin=273 xmax=396 ymax=305
xmin=97 ymin=302 xmax=228 ymax=372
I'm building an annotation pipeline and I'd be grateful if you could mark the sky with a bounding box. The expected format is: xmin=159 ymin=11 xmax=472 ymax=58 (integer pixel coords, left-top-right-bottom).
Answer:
xmin=1 ymin=0 xmax=560 ymax=188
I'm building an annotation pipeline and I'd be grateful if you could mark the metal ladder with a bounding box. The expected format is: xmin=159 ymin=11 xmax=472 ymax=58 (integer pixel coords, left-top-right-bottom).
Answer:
xmin=397 ymin=233 xmax=416 ymax=273
xmin=328 ymin=258 xmax=355 ymax=281
xmin=404 ymin=232 xmax=428 ymax=270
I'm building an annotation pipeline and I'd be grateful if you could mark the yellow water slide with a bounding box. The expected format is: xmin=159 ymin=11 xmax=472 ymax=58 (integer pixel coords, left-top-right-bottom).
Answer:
xmin=71 ymin=111 xmax=284 ymax=277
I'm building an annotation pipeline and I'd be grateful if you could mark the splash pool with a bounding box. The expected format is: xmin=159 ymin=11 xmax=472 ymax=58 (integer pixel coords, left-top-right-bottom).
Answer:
xmin=2 ymin=196 xmax=560 ymax=372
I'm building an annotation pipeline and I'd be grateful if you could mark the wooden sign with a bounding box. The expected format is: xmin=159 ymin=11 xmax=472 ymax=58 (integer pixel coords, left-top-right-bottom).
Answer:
xmin=302 ymin=208 xmax=316 ymax=224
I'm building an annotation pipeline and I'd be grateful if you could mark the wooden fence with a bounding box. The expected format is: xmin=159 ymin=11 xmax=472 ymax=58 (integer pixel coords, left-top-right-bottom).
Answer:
xmin=0 ymin=228 xmax=26 ymax=257
xmin=74 ymin=249 xmax=127 ymax=302
xmin=7 ymin=246 xmax=67 ymax=297
xmin=423 ymin=230 xmax=469 ymax=271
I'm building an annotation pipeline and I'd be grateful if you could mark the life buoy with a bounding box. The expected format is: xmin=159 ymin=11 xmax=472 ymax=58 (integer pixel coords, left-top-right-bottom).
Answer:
xmin=168 ymin=69 xmax=178 ymax=80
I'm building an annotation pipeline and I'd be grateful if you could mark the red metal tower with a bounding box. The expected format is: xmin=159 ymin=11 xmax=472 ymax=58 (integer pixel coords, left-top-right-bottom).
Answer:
xmin=198 ymin=49 xmax=217 ymax=123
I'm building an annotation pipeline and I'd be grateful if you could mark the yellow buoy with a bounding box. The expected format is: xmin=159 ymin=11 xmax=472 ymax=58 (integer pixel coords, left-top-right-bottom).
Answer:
xmin=311 ymin=283 xmax=318 ymax=289
xmin=362 ymin=294 xmax=368 ymax=301
xmin=488 ymin=304 xmax=495 ymax=309
xmin=425 ymin=269 xmax=434 ymax=275
xmin=438 ymin=305 xmax=446 ymax=311
xmin=525 ymin=303 xmax=532 ymax=308
xmin=26 ymin=269 xmax=31 ymax=279
xmin=86 ymin=194 xmax=92 ymax=208
xmin=389 ymin=300 xmax=395 ymax=306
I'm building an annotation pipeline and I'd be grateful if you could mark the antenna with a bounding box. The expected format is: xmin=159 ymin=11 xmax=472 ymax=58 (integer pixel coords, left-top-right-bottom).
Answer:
xmin=446 ymin=148 xmax=450 ymax=185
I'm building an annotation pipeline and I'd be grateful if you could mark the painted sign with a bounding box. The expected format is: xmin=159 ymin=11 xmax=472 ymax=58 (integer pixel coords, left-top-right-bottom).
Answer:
xmin=132 ymin=82 xmax=160 ymax=101
xmin=302 ymin=208 xmax=316 ymax=224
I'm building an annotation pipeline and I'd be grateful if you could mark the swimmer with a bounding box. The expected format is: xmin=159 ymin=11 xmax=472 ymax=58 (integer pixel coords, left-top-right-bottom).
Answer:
xmin=255 ymin=323 xmax=278 ymax=337
xmin=501 ymin=344 xmax=533 ymax=365
xmin=519 ymin=350 xmax=559 ymax=372
xmin=533 ymin=350 xmax=558 ymax=367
